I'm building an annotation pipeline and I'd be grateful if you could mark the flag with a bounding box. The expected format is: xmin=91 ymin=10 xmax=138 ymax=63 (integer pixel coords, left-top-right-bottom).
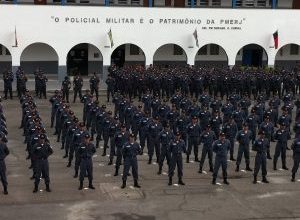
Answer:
xmin=193 ymin=28 xmax=199 ymax=48
xmin=108 ymin=28 xmax=114 ymax=48
xmin=14 ymin=26 xmax=18 ymax=47
xmin=273 ymin=30 xmax=278 ymax=49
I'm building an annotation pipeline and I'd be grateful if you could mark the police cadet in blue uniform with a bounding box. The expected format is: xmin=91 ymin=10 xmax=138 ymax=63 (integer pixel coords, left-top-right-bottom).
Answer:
xmin=3 ymin=70 xmax=13 ymax=100
xmin=89 ymin=72 xmax=100 ymax=101
xmin=222 ymin=116 xmax=238 ymax=161
xmin=291 ymin=136 xmax=300 ymax=182
xmin=114 ymin=124 xmax=129 ymax=176
xmin=0 ymin=138 xmax=9 ymax=194
xmin=199 ymin=125 xmax=216 ymax=174
xmin=235 ymin=123 xmax=253 ymax=172
xmin=212 ymin=132 xmax=230 ymax=185
xmin=121 ymin=133 xmax=141 ymax=189
xmin=252 ymin=130 xmax=270 ymax=184
xmin=105 ymin=75 xmax=115 ymax=102
xmin=31 ymin=134 xmax=53 ymax=193
xmin=78 ymin=134 xmax=96 ymax=190
xmin=273 ymin=123 xmax=291 ymax=170
xmin=73 ymin=73 xmax=83 ymax=103
xmin=62 ymin=76 xmax=71 ymax=103
xmin=168 ymin=131 xmax=186 ymax=186
xmin=147 ymin=116 xmax=163 ymax=164
xmin=157 ymin=123 xmax=174 ymax=175
xmin=186 ymin=116 xmax=201 ymax=163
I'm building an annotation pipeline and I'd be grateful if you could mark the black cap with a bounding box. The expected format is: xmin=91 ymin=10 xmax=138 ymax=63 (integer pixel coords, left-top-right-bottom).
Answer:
xmin=84 ymin=134 xmax=90 ymax=139
xmin=192 ymin=116 xmax=198 ymax=120
xmin=220 ymin=132 xmax=225 ymax=136
xmin=175 ymin=131 xmax=181 ymax=136
xmin=108 ymin=111 xmax=112 ymax=115
xmin=114 ymin=116 xmax=119 ymax=120
xmin=121 ymin=124 xmax=126 ymax=128
xmin=79 ymin=122 xmax=84 ymax=127
xmin=243 ymin=123 xmax=248 ymax=127
xmin=280 ymin=122 xmax=286 ymax=126
xmin=101 ymin=105 xmax=106 ymax=109
xmin=138 ymin=105 xmax=142 ymax=108
xmin=154 ymin=116 xmax=159 ymax=120
xmin=40 ymin=134 xmax=46 ymax=139
xmin=258 ymin=130 xmax=265 ymax=135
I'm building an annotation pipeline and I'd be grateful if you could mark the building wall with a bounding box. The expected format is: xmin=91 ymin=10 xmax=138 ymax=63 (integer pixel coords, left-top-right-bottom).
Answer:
xmin=0 ymin=5 xmax=299 ymax=79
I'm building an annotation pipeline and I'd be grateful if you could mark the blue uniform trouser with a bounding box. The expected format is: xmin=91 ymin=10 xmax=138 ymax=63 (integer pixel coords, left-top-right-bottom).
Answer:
xmin=292 ymin=154 xmax=300 ymax=175
xmin=109 ymin=137 xmax=116 ymax=160
xmin=115 ymin=147 xmax=123 ymax=169
xmin=236 ymin=144 xmax=250 ymax=166
xmin=213 ymin=156 xmax=227 ymax=179
xmin=229 ymin=138 xmax=235 ymax=158
xmin=168 ymin=154 xmax=183 ymax=178
xmin=79 ymin=158 xmax=93 ymax=182
xmin=187 ymin=136 xmax=199 ymax=158
xmin=158 ymin=145 xmax=170 ymax=169
xmin=34 ymin=159 xmax=50 ymax=186
xmin=200 ymin=145 xmax=213 ymax=170
xmin=139 ymin=132 xmax=147 ymax=151
xmin=274 ymin=143 xmax=287 ymax=167
xmin=254 ymin=153 xmax=267 ymax=177
xmin=0 ymin=161 xmax=7 ymax=187
xmin=122 ymin=157 xmax=138 ymax=181
xmin=148 ymin=137 xmax=160 ymax=160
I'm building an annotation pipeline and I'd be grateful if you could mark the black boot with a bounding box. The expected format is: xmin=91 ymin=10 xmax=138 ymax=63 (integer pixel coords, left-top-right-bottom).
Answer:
xmin=121 ymin=180 xmax=126 ymax=189
xmin=148 ymin=157 xmax=152 ymax=165
xmin=178 ymin=177 xmax=185 ymax=185
xmin=46 ymin=184 xmax=51 ymax=192
xmin=262 ymin=176 xmax=269 ymax=183
xmin=102 ymin=148 xmax=106 ymax=156
xmin=88 ymin=181 xmax=95 ymax=189
xmin=267 ymin=152 xmax=272 ymax=160
xmin=96 ymin=140 xmax=99 ymax=148
xmin=253 ymin=175 xmax=257 ymax=184
xmin=198 ymin=166 xmax=203 ymax=174
xmin=212 ymin=178 xmax=216 ymax=185
xmin=209 ymin=166 xmax=214 ymax=173
xmin=282 ymin=161 xmax=289 ymax=170
xmin=3 ymin=186 xmax=8 ymax=195
xmin=230 ymin=156 xmax=236 ymax=161
xmin=223 ymin=178 xmax=229 ymax=185
xmin=195 ymin=156 xmax=199 ymax=162
xmin=246 ymin=164 xmax=253 ymax=171
xmin=168 ymin=177 xmax=172 ymax=186
xmin=235 ymin=165 xmax=239 ymax=172
xmin=186 ymin=155 xmax=190 ymax=163
xmin=134 ymin=179 xmax=141 ymax=188
xmin=291 ymin=173 xmax=296 ymax=182
xmin=273 ymin=161 xmax=277 ymax=170
xmin=73 ymin=172 xmax=78 ymax=178
xmin=108 ymin=159 xmax=113 ymax=166
xmin=33 ymin=184 xmax=38 ymax=193
xmin=157 ymin=167 xmax=162 ymax=175
xmin=63 ymin=154 xmax=68 ymax=158
xmin=78 ymin=181 xmax=83 ymax=190
xmin=67 ymin=161 xmax=71 ymax=167
xmin=114 ymin=167 xmax=119 ymax=176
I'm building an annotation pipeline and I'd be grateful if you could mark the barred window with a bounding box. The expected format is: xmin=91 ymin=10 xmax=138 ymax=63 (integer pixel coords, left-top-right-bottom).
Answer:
xmin=210 ymin=44 xmax=219 ymax=55
xmin=130 ymin=44 xmax=140 ymax=55
xmin=173 ymin=45 xmax=183 ymax=55
xmin=290 ymin=44 xmax=299 ymax=55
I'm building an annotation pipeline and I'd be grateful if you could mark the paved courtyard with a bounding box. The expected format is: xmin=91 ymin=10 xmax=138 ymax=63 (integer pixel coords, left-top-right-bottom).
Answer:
xmin=0 ymin=93 xmax=300 ymax=220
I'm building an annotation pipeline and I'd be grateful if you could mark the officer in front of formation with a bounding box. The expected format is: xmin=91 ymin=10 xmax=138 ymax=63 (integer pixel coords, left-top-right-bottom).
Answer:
xmin=235 ymin=123 xmax=253 ymax=172
xmin=3 ymin=70 xmax=13 ymax=100
xmin=168 ymin=131 xmax=186 ymax=186
xmin=212 ymin=132 xmax=230 ymax=185
xmin=252 ymin=130 xmax=270 ymax=184
xmin=121 ymin=133 xmax=141 ymax=189
xmin=0 ymin=136 xmax=9 ymax=195
xmin=62 ymin=76 xmax=71 ymax=103
xmin=73 ymin=73 xmax=83 ymax=103
xmin=31 ymin=133 xmax=53 ymax=193
xmin=89 ymin=72 xmax=100 ymax=101
xmin=78 ymin=134 xmax=96 ymax=190
xmin=186 ymin=116 xmax=201 ymax=163
xmin=105 ymin=74 xmax=115 ymax=102
xmin=114 ymin=124 xmax=129 ymax=176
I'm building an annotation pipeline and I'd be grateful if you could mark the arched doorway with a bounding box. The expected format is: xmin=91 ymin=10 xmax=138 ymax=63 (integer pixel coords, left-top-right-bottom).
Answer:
xmin=235 ymin=44 xmax=268 ymax=67
xmin=195 ymin=44 xmax=228 ymax=67
xmin=275 ymin=44 xmax=300 ymax=71
xmin=111 ymin=44 xmax=145 ymax=68
xmin=0 ymin=44 xmax=12 ymax=73
xmin=20 ymin=43 xmax=58 ymax=74
xmin=153 ymin=44 xmax=187 ymax=66
xmin=67 ymin=43 xmax=103 ymax=76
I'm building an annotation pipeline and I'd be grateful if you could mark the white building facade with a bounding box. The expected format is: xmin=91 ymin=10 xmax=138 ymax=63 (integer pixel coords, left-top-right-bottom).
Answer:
xmin=0 ymin=5 xmax=300 ymax=81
